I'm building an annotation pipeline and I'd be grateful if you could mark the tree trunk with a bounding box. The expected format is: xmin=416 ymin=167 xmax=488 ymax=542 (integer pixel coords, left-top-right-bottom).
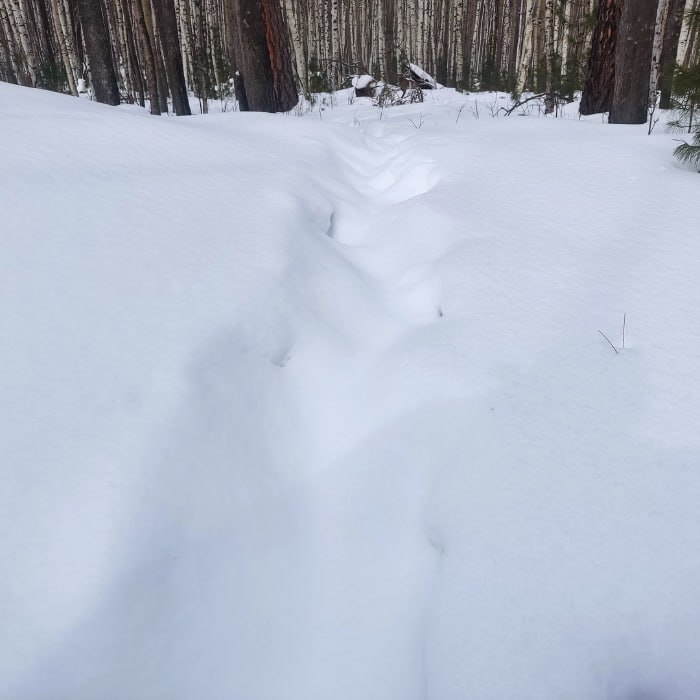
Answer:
xmin=516 ymin=0 xmax=536 ymax=92
xmin=544 ymin=0 xmax=556 ymax=97
xmin=152 ymin=0 xmax=191 ymax=114
xmin=0 ymin=0 xmax=25 ymax=84
xmin=659 ymin=0 xmax=687 ymax=107
xmin=133 ymin=0 xmax=161 ymax=113
xmin=649 ymin=0 xmax=672 ymax=101
xmin=75 ymin=0 xmax=121 ymax=105
xmin=233 ymin=0 xmax=297 ymax=112
xmin=683 ymin=1 xmax=700 ymax=65
xmin=8 ymin=0 xmax=39 ymax=85
xmin=0 ymin=7 xmax=17 ymax=83
xmin=580 ymin=0 xmax=621 ymax=114
xmin=49 ymin=0 xmax=78 ymax=95
xmin=609 ymin=0 xmax=658 ymax=124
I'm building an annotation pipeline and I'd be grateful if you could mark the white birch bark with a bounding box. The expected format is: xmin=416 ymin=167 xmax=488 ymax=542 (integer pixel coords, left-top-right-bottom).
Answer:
xmin=57 ymin=0 xmax=81 ymax=91
xmin=678 ymin=0 xmax=698 ymax=65
xmin=650 ymin=0 xmax=670 ymax=99
xmin=0 ymin=0 xmax=22 ymax=82
xmin=516 ymin=0 xmax=535 ymax=91
xmin=544 ymin=0 xmax=555 ymax=93
xmin=454 ymin=0 xmax=464 ymax=83
xmin=8 ymin=0 xmax=37 ymax=84
xmin=560 ymin=0 xmax=571 ymax=77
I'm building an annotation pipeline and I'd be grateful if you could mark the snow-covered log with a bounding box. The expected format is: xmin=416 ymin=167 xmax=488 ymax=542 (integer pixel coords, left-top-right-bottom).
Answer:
xmin=408 ymin=63 xmax=440 ymax=89
xmin=351 ymin=73 xmax=377 ymax=97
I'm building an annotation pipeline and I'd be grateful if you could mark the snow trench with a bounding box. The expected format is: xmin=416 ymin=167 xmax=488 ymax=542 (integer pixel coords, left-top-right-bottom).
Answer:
xmin=2 ymin=97 xmax=450 ymax=700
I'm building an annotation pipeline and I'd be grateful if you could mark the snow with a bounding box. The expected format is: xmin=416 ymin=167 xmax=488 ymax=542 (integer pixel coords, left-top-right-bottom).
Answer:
xmin=2 ymin=82 xmax=700 ymax=700
xmin=351 ymin=74 xmax=376 ymax=90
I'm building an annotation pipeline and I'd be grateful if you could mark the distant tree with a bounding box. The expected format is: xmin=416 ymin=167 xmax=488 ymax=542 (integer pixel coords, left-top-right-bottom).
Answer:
xmin=75 ymin=0 xmax=120 ymax=105
xmin=132 ymin=0 xmax=161 ymax=115
xmin=609 ymin=0 xmax=659 ymax=124
xmin=3 ymin=0 xmax=698 ymax=118
xmin=580 ymin=0 xmax=621 ymax=115
xmin=0 ymin=7 xmax=18 ymax=85
xmin=681 ymin=3 xmax=700 ymax=65
xmin=152 ymin=0 xmax=191 ymax=115
xmin=48 ymin=0 xmax=80 ymax=96
xmin=232 ymin=0 xmax=297 ymax=112
xmin=658 ymin=0 xmax=687 ymax=108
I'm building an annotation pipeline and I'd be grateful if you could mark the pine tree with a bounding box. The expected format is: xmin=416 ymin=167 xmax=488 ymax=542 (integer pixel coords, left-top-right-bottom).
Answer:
xmin=580 ymin=0 xmax=621 ymax=115
xmin=674 ymin=127 xmax=700 ymax=166
xmin=672 ymin=9 xmax=700 ymax=167
xmin=668 ymin=61 xmax=700 ymax=130
xmin=232 ymin=0 xmax=297 ymax=112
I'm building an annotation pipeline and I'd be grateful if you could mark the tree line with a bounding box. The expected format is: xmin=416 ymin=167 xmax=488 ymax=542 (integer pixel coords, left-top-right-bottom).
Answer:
xmin=0 ymin=0 xmax=698 ymax=119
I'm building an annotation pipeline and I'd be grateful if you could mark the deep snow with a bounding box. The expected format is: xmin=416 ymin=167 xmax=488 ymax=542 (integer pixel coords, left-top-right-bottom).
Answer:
xmin=1 ymin=82 xmax=700 ymax=700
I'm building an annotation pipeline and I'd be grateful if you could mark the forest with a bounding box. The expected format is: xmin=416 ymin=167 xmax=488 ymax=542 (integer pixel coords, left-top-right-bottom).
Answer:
xmin=0 ymin=0 xmax=698 ymax=118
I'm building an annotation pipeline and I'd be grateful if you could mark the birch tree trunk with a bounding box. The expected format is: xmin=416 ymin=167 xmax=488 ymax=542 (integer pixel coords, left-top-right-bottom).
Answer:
xmin=57 ymin=0 xmax=81 ymax=92
xmin=48 ymin=0 xmax=77 ymax=94
xmin=9 ymin=0 xmax=39 ymax=84
xmin=681 ymin=0 xmax=699 ymax=65
xmin=0 ymin=4 xmax=17 ymax=83
xmin=516 ymin=0 xmax=536 ymax=91
xmin=0 ymin=0 xmax=26 ymax=84
xmin=544 ymin=0 xmax=556 ymax=94
xmin=649 ymin=0 xmax=671 ymax=100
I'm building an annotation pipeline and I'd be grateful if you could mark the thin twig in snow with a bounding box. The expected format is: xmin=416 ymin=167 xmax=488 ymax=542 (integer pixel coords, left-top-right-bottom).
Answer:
xmin=408 ymin=114 xmax=424 ymax=129
xmin=598 ymin=330 xmax=619 ymax=354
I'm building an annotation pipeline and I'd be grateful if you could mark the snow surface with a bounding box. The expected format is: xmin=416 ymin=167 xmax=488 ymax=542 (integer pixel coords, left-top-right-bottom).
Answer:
xmin=2 ymin=82 xmax=700 ymax=700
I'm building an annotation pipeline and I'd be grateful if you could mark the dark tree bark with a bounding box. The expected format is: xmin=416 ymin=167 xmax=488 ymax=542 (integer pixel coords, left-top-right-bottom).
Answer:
xmin=580 ymin=0 xmax=621 ymax=115
xmin=233 ymin=70 xmax=250 ymax=110
xmin=383 ymin=0 xmax=397 ymax=81
xmin=659 ymin=0 xmax=687 ymax=108
xmin=233 ymin=0 xmax=297 ymax=112
xmin=75 ymin=0 xmax=120 ymax=105
xmin=152 ymin=0 xmax=191 ymax=115
xmin=0 ymin=16 xmax=17 ymax=84
xmin=132 ymin=0 xmax=161 ymax=114
xmin=28 ymin=0 xmax=55 ymax=82
xmin=118 ymin=0 xmax=145 ymax=106
xmin=609 ymin=0 xmax=658 ymax=124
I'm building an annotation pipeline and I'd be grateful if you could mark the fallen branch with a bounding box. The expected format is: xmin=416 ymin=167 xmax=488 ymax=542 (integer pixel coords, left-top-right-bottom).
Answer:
xmin=500 ymin=92 xmax=568 ymax=116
